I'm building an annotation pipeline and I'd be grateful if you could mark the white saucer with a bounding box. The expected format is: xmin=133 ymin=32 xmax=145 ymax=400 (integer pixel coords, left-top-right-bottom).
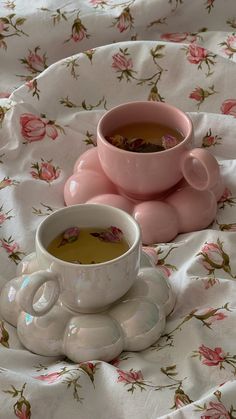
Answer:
xmin=0 ymin=252 xmax=175 ymax=362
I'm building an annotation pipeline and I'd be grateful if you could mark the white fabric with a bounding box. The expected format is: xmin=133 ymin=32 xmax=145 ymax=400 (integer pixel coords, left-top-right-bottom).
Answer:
xmin=1 ymin=1 xmax=236 ymax=418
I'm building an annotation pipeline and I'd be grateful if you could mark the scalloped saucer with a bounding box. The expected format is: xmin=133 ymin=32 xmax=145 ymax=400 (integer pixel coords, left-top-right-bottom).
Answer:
xmin=0 ymin=252 xmax=175 ymax=363
xmin=64 ymin=148 xmax=224 ymax=244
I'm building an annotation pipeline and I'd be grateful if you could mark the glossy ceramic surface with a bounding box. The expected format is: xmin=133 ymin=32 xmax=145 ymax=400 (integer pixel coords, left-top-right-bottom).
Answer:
xmin=97 ymin=101 xmax=220 ymax=198
xmin=0 ymin=252 xmax=175 ymax=362
xmin=64 ymin=147 xmax=224 ymax=244
xmin=19 ymin=204 xmax=141 ymax=313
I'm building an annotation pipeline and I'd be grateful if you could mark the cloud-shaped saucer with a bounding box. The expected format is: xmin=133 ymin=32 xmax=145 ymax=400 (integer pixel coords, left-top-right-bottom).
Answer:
xmin=64 ymin=148 xmax=224 ymax=244
xmin=0 ymin=252 xmax=175 ymax=362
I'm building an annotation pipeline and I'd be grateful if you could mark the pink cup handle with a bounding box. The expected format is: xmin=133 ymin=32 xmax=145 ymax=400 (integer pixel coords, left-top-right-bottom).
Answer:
xmin=181 ymin=148 xmax=220 ymax=191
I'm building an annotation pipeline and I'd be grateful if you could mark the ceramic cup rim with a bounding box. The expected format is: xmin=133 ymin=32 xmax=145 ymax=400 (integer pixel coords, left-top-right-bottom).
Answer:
xmin=97 ymin=100 xmax=193 ymax=155
xmin=36 ymin=203 xmax=141 ymax=269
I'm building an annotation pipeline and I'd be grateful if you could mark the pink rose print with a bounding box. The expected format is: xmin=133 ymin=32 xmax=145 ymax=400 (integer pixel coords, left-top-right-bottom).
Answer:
xmin=89 ymin=0 xmax=109 ymax=6
xmin=160 ymin=32 xmax=197 ymax=43
xmin=39 ymin=162 xmax=59 ymax=182
xmin=113 ymin=7 xmax=134 ymax=33
xmin=112 ymin=52 xmax=133 ymax=72
xmin=205 ymin=0 xmax=216 ymax=13
xmin=0 ymin=236 xmax=25 ymax=264
xmin=0 ymin=213 xmax=6 ymax=224
xmin=148 ymin=85 xmax=164 ymax=102
xmin=201 ymin=242 xmax=224 ymax=266
xmin=117 ymin=368 xmax=149 ymax=392
xmin=0 ymin=21 xmax=5 ymax=33
xmin=79 ymin=361 xmax=97 ymax=384
xmin=72 ymin=24 xmax=86 ymax=41
xmin=185 ymin=44 xmax=216 ymax=76
xmin=0 ymin=205 xmax=13 ymax=226
xmin=174 ymin=388 xmax=193 ymax=408
xmin=221 ymin=99 xmax=236 ymax=117
xmin=110 ymin=354 xmax=130 ymax=367
xmin=198 ymin=345 xmax=225 ymax=366
xmin=67 ymin=14 xmax=90 ymax=43
xmin=220 ymin=34 xmax=236 ymax=59
xmin=189 ymin=85 xmax=217 ymax=108
xmin=197 ymin=239 xmax=235 ymax=278
xmin=25 ymin=79 xmax=40 ymax=100
xmin=30 ymin=160 xmax=61 ymax=183
xmin=45 ymin=124 xmax=58 ymax=140
xmin=0 ymin=92 xmax=10 ymax=98
xmin=201 ymin=401 xmax=230 ymax=419
xmin=112 ymin=49 xmax=136 ymax=82
xmin=190 ymin=87 xmax=204 ymax=102
xmin=20 ymin=113 xmax=61 ymax=143
xmin=110 ymin=357 xmax=120 ymax=367
xmin=219 ymin=188 xmax=232 ymax=202
xmin=1 ymin=239 xmax=19 ymax=254
xmin=142 ymin=246 xmax=159 ymax=265
xmin=142 ymin=245 xmax=177 ymax=277
xmin=193 ymin=307 xmax=227 ymax=325
xmin=27 ymin=51 xmax=44 ymax=71
xmin=14 ymin=399 xmax=31 ymax=419
xmin=202 ymin=277 xmax=220 ymax=289
xmin=80 ymin=361 xmax=96 ymax=373
xmin=21 ymin=46 xmax=47 ymax=74
xmin=34 ymin=362 xmax=98 ymax=401
xmin=0 ymin=177 xmax=18 ymax=190
xmin=35 ymin=371 xmax=62 ymax=384
xmin=164 ymin=303 xmax=230 ymax=343
xmin=159 ymin=265 xmax=172 ymax=277
xmin=186 ymin=44 xmax=208 ymax=64
xmin=202 ymin=129 xmax=221 ymax=148
xmin=218 ymin=187 xmax=236 ymax=209
xmin=20 ymin=113 xmax=46 ymax=142
xmin=117 ymin=369 xmax=143 ymax=383
xmin=4 ymin=383 xmax=31 ymax=419
xmin=25 ymin=80 xmax=34 ymax=90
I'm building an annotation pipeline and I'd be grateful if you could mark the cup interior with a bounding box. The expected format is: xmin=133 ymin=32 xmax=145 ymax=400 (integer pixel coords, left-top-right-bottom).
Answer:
xmin=98 ymin=101 xmax=192 ymax=147
xmin=36 ymin=204 xmax=141 ymax=264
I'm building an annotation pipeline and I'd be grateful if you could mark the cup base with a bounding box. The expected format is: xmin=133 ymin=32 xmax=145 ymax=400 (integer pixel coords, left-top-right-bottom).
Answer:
xmin=59 ymin=299 xmax=113 ymax=314
xmin=64 ymin=148 xmax=225 ymax=245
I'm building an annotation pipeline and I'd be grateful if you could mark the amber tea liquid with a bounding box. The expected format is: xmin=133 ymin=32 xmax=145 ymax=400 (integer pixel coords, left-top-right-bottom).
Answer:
xmin=109 ymin=121 xmax=184 ymax=147
xmin=47 ymin=226 xmax=129 ymax=264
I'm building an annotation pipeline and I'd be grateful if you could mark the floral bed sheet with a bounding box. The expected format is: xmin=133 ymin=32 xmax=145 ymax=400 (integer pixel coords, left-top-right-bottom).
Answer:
xmin=1 ymin=0 xmax=236 ymax=418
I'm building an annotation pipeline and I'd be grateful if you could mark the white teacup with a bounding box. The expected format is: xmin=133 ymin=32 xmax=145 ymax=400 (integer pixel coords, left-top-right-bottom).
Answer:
xmin=18 ymin=204 xmax=141 ymax=315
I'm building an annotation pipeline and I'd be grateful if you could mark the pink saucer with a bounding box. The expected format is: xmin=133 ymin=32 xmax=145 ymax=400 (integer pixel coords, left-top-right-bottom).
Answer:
xmin=64 ymin=148 xmax=224 ymax=244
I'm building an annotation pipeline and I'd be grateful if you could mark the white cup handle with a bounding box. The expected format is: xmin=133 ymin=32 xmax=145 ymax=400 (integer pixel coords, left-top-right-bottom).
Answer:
xmin=17 ymin=270 xmax=60 ymax=316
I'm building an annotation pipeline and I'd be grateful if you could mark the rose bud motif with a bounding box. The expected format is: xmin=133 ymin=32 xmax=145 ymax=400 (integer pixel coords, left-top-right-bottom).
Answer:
xmin=90 ymin=226 xmax=123 ymax=242
xmin=59 ymin=227 xmax=80 ymax=247
xmin=161 ymin=134 xmax=179 ymax=149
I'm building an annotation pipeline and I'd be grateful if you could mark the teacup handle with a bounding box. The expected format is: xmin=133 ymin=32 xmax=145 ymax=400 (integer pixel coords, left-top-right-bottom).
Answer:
xmin=181 ymin=148 xmax=220 ymax=191
xmin=17 ymin=271 xmax=60 ymax=317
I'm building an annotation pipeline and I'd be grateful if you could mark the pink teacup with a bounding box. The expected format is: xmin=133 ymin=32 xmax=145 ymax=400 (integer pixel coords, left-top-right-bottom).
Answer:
xmin=97 ymin=101 xmax=220 ymax=199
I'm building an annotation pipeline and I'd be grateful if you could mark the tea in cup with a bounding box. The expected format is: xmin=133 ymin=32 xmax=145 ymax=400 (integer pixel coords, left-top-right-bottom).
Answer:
xmin=97 ymin=101 xmax=220 ymax=199
xmin=17 ymin=204 xmax=141 ymax=315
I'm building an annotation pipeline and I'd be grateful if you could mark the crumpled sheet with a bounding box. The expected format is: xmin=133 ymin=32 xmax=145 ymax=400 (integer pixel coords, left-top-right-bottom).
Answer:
xmin=1 ymin=1 xmax=236 ymax=418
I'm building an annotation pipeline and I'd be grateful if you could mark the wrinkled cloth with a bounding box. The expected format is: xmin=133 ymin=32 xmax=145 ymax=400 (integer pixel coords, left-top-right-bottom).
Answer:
xmin=1 ymin=1 xmax=236 ymax=418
